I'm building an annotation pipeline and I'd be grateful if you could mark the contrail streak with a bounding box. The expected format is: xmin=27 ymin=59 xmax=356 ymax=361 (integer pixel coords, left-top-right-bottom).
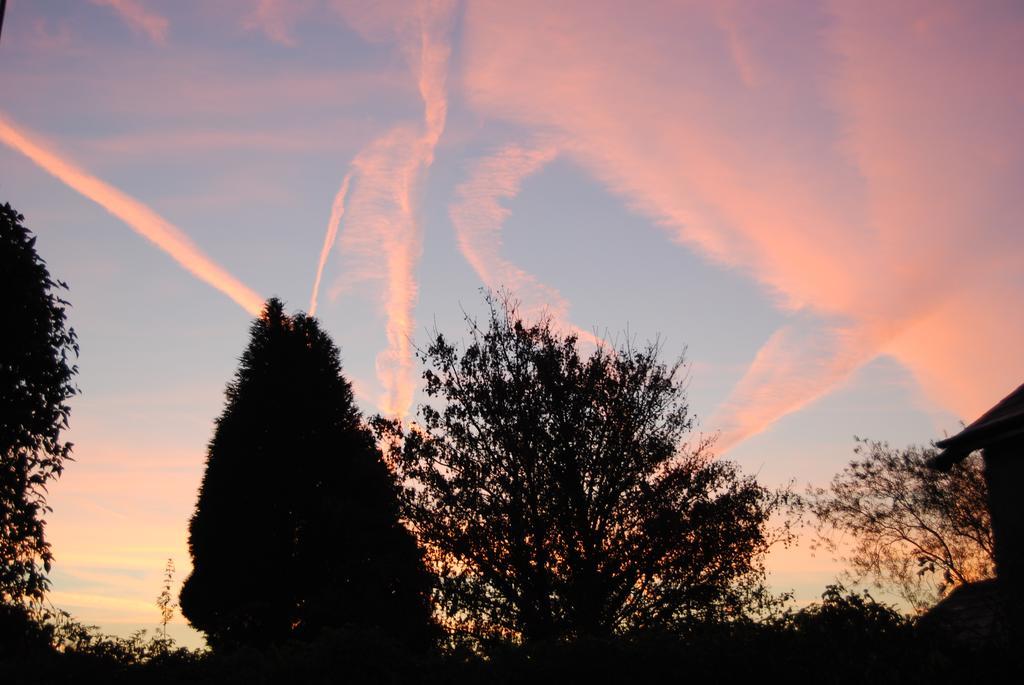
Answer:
xmin=374 ymin=0 xmax=455 ymax=419
xmin=325 ymin=0 xmax=455 ymax=419
xmin=308 ymin=171 xmax=351 ymax=316
xmin=0 ymin=113 xmax=263 ymax=315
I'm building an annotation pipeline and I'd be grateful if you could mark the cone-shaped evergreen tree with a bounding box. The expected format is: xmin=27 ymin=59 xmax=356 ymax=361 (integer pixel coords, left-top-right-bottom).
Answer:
xmin=180 ymin=299 xmax=435 ymax=650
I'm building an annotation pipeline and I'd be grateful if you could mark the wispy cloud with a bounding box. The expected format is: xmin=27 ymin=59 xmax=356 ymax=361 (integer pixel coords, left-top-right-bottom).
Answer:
xmin=459 ymin=0 xmax=1024 ymax=448
xmin=309 ymin=172 xmax=351 ymax=316
xmin=90 ymin=0 xmax=169 ymax=45
xmin=242 ymin=0 xmax=315 ymax=46
xmin=77 ymin=121 xmax=374 ymax=159
xmin=448 ymin=140 xmax=601 ymax=345
xmin=0 ymin=114 xmax=263 ymax=315
xmin=333 ymin=128 xmax=429 ymax=418
xmin=710 ymin=322 xmax=882 ymax=452
xmin=318 ymin=0 xmax=456 ymax=418
xmin=450 ymin=143 xmax=565 ymax=319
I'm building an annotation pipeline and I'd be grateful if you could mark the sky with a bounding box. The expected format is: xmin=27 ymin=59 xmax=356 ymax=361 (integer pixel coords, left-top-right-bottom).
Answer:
xmin=2 ymin=0 xmax=1022 ymax=647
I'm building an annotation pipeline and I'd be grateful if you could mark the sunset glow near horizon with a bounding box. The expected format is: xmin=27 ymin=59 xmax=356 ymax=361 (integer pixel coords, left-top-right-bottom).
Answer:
xmin=2 ymin=1 xmax=1021 ymax=646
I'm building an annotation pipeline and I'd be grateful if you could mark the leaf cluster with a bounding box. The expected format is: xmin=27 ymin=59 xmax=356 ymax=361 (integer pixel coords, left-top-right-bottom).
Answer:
xmin=0 ymin=202 xmax=79 ymax=604
xmin=378 ymin=292 xmax=787 ymax=645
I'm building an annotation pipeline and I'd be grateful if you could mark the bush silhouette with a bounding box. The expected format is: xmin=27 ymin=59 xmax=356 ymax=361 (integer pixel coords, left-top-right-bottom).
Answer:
xmin=180 ymin=299 xmax=435 ymax=650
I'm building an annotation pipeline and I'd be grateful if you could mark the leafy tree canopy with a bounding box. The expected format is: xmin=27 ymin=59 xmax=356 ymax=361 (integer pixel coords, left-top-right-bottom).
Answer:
xmin=180 ymin=299 xmax=435 ymax=650
xmin=0 ymin=202 xmax=79 ymax=604
xmin=378 ymin=292 xmax=789 ymax=646
xmin=804 ymin=438 xmax=994 ymax=611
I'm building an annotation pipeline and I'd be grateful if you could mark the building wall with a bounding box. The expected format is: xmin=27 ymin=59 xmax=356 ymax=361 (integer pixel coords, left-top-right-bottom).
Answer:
xmin=983 ymin=440 xmax=1024 ymax=639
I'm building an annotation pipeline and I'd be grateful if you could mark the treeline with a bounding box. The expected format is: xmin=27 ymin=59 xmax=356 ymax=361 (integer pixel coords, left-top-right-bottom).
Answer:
xmin=1 ymin=201 xmax=1018 ymax=682
xmin=176 ymin=294 xmax=793 ymax=651
xmin=1 ymin=588 xmax=1015 ymax=683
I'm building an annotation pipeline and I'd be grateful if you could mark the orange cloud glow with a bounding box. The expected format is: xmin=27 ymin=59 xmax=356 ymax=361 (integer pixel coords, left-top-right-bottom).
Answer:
xmin=0 ymin=114 xmax=264 ymax=315
xmin=887 ymin=281 xmax=1024 ymax=422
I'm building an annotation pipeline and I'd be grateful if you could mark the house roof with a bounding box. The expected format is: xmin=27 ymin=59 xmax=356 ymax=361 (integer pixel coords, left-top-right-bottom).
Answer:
xmin=932 ymin=381 xmax=1024 ymax=470
xmin=919 ymin=579 xmax=1003 ymax=645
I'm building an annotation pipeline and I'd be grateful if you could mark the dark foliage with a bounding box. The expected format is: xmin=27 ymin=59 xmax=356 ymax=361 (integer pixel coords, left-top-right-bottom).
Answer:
xmin=179 ymin=299 xmax=435 ymax=650
xmin=377 ymin=292 xmax=789 ymax=646
xmin=805 ymin=438 xmax=994 ymax=611
xmin=0 ymin=603 xmax=202 ymax=684
xmin=2 ymin=587 xmax=1018 ymax=684
xmin=0 ymin=202 xmax=79 ymax=604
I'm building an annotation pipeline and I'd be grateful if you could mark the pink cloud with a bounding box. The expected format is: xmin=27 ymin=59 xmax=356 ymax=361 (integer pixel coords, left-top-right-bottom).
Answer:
xmin=320 ymin=0 xmax=457 ymax=418
xmin=90 ymin=0 xmax=169 ymax=45
xmin=448 ymin=140 xmax=604 ymax=346
xmin=450 ymin=142 xmax=566 ymax=319
xmin=710 ymin=323 xmax=882 ymax=452
xmin=329 ymin=126 xmax=432 ymax=418
xmin=242 ymin=0 xmax=316 ymax=46
xmin=825 ymin=0 xmax=1024 ymax=420
xmin=457 ymin=0 xmax=1024 ymax=447
xmin=887 ymin=279 xmax=1024 ymax=422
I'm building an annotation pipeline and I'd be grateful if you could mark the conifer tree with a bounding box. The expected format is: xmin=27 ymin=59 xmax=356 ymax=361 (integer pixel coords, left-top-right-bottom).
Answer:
xmin=180 ymin=299 xmax=434 ymax=650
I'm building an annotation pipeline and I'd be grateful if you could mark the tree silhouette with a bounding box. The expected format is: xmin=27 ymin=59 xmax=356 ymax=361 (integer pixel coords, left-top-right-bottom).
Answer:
xmin=377 ymin=292 xmax=785 ymax=645
xmin=1 ymin=202 xmax=79 ymax=604
xmin=805 ymin=438 xmax=995 ymax=611
xmin=180 ymin=299 xmax=435 ymax=650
